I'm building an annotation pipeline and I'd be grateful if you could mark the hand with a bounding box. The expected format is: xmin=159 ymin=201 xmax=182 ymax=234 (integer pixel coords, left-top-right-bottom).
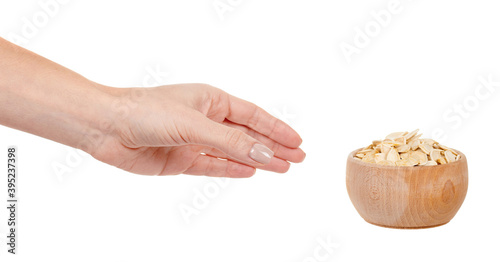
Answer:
xmin=90 ymin=84 xmax=306 ymax=177
xmin=0 ymin=37 xmax=304 ymax=178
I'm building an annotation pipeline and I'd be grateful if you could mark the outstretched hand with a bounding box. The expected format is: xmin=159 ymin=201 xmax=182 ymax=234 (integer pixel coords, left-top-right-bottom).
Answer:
xmin=0 ymin=37 xmax=304 ymax=178
xmin=92 ymin=84 xmax=305 ymax=177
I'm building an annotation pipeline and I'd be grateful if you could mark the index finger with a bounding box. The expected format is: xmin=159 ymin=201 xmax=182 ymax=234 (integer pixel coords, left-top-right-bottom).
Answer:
xmin=225 ymin=95 xmax=302 ymax=148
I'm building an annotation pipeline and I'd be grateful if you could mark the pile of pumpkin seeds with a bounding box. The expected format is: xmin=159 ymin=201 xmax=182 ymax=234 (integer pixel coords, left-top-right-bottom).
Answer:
xmin=354 ymin=129 xmax=461 ymax=166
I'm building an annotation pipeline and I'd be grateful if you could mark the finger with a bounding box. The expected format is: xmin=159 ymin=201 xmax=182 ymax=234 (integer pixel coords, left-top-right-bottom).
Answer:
xmin=184 ymin=154 xmax=256 ymax=178
xmin=187 ymin=113 xmax=275 ymax=166
xmin=225 ymin=95 xmax=302 ymax=148
xmin=201 ymin=147 xmax=291 ymax=173
xmin=222 ymin=120 xmax=306 ymax=163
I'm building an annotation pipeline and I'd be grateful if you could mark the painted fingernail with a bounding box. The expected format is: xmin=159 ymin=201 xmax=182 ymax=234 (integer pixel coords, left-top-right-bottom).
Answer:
xmin=249 ymin=143 xmax=274 ymax=165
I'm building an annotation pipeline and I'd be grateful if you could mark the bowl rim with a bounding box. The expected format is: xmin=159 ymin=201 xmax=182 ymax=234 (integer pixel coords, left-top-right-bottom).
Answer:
xmin=348 ymin=148 xmax=467 ymax=169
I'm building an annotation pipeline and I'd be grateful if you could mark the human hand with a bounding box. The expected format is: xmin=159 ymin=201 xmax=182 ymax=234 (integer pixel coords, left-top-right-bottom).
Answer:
xmin=91 ymin=84 xmax=305 ymax=177
xmin=0 ymin=38 xmax=304 ymax=178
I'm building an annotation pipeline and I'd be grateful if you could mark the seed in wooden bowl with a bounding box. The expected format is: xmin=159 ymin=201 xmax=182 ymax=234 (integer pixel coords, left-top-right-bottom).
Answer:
xmin=354 ymin=129 xmax=460 ymax=166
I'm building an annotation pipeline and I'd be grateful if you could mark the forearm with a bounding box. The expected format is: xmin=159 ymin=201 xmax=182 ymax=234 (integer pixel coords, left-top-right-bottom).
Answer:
xmin=0 ymin=38 xmax=116 ymax=153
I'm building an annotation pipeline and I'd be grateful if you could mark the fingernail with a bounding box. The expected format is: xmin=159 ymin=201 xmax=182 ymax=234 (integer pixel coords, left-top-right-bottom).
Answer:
xmin=249 ymin=143 xmax=274 ymax=165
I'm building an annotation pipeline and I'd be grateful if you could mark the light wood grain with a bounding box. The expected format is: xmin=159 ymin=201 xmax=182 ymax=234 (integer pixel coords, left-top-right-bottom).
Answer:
xmin=346 ymin=148 xmax=468 ymax=229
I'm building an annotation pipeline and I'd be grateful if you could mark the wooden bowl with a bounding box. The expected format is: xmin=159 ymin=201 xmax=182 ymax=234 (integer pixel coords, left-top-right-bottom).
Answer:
xmin=346 ymin=148 xmax=468 ymax=229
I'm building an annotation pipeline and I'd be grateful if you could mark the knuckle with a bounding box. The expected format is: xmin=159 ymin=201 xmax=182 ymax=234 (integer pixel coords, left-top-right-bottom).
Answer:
xmin=247 ymin=106 xmax=261 ymax=128
xmin=204 ymin=157 xmax=216 ymax=175
xmin=196 ymin=83 xmax=220 ymax=93
xmin=269 ymin=117 xmax=280 ymax=136
xmin=224 ymin=129 xmax=247 ymax=149
xmin=226 ymin=161 xmax=240 ymax=175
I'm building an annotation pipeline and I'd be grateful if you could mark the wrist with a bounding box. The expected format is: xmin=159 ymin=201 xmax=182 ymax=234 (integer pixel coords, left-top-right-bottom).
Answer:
xmin=75 ymin=83 xmax=127 ymax=155
xmin=81 ymin=85 xmax=154 ymax=157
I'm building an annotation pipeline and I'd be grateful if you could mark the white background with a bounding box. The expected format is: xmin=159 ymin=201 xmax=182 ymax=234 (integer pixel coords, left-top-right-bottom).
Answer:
xmin=1 ymin=0 xmax=499 ymax=261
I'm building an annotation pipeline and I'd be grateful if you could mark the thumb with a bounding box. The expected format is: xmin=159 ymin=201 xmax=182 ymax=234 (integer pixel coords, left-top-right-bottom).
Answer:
xmin=189 ymin=116 xmax=274 ymax=166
